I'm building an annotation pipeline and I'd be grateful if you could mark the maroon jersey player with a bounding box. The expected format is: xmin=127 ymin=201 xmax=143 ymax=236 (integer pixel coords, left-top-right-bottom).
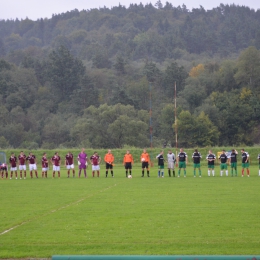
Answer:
xmin=65 ymin=151 xmax=75 ymax=178
xmin=90 ymin=152 xmax=101 ymax=177
xmin=26 ymin=152 xmax=38 ymax=178
xmin=9 ymin=153 xmax=18 ymax=179
xmin=1 ymin=163 xmax=8 ymax=179
xmin=51 ymin=152 xmax=61 ymax=178
xmin=18 ymin=151 xmax=27 ymax=179
xmin=41 ymin=153 xmax=49 ymax=178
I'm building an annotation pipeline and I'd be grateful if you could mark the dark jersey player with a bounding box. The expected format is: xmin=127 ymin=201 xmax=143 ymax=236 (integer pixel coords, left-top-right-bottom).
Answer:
xmin=156 ymin=151 xmax=165 ymax=177
xmin=241 ymin=149 xmax=250 ymax=177
xmin=218 ymin=150 xmax=228 ymax=177
xmin=192 ymin=149 xmax=202 ymax=177
xmin=206 ymin=150 xmax=216 ymax=176
xmin=177 ymin=148 xmax=188 ymax=177
xmin=229 ymin=149 xmax=238 ymax=177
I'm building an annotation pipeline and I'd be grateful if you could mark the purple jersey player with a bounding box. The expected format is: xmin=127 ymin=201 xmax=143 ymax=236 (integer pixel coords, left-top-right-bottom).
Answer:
xmin=77 ymin=148 xmax=88 ymax=178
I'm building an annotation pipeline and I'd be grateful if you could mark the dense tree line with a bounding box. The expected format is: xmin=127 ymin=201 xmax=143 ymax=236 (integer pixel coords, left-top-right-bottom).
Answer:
xmin=0 ymin=45 xmax=259 ymax=148
xmin=0 ymin=3 xmax=259 ymax=148
xmin=1 ymin=3 xmax=260 ymax=60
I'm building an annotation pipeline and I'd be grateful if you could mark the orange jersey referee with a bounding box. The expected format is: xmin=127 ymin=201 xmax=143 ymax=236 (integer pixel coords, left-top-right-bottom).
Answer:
xmin=140 ymin=149 xmax=150 ymax=177
xmin=104 ymin=149 xmax=114 ymax=177
xmin=123 ymin=150 xmax=134 ymax=177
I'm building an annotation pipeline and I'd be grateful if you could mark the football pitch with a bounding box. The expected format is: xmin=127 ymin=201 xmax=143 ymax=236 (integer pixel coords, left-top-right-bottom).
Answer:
xmin=0 ymin=165 xmax=260 ymax=258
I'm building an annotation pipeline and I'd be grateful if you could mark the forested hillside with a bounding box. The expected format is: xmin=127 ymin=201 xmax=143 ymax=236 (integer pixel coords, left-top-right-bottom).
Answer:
xmin=0 ymin=2 xmax=260 ymax=149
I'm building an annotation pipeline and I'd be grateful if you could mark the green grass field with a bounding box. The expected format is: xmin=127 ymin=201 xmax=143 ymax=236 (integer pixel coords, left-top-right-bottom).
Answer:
xmin=0 ymin=164 xmax=260 ymax=258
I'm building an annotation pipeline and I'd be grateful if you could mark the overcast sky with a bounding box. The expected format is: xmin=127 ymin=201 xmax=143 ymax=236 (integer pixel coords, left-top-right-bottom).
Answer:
xmin=0 ymin=0 xmax=259 ymax=21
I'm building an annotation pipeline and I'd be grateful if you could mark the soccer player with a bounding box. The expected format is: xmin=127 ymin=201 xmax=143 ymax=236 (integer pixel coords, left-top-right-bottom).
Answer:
xmin=51 ymin=152 xmax=61 ymax=178
xmin=177 ymin=148 xmax=188 ymax=177
xmin=192 ymin=149 xmax=202 ymax=177
xmin=104 ymin=149 xmax=114 ymax=178
xmin=206 ymin=150 xmax=216 ymax=176
xmin=78 ymin=148 xmax=88 ymax=178
xmin=41 ymin=153 xmax=49 ymax=178
xmin=258 ymin=153 xmax=260 ymax=176
xmin=18 ymin=151 xmax=27 ymax=179
xmin=167 ymin=150 xmax=175 ymax=177
xmin=9 ymin=153 xmax=18 ymax=179
xmin=65 ymin=151 xmax=75 ymax=178
xmin=26 ymin=152 xmax=38 ymax=178
xmin=241 ymin=149 xmax=250 ymax=177
xmin=123 ymin=150 xmax=134 ymax=177
xmin=218 ymin=150 xmax=228 ymax=177
xmin=229 ymin=149 xmax=238 ymax=177
xmin=140 ymin=149 xmax=150 ymax=177
xmin=0 ymin=162 xmax=8 ymax=179
xmin=90 ymin=152 xmax=102 ymax=177
xmin=156 ymin=151 xmax=165 ymax=177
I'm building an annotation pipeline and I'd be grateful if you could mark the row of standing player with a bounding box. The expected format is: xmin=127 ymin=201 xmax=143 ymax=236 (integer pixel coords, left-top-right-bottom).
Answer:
xmin=0 ymin=148 xmax=149 ymax=179
xmin=1 ymin=149 xmax=105 ymax=179
xmin=157 ymin=148 xmax=260 ymax=178
xmin=1 ymin=148 xmax=260 ymax=179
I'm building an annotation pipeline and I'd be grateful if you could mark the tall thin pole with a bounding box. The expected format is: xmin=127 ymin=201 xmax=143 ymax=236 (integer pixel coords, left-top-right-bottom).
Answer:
xmin=174 ymin=81 xmax=178 ymax=159
xmin=149 ymin=82 xmax=153 ymax=166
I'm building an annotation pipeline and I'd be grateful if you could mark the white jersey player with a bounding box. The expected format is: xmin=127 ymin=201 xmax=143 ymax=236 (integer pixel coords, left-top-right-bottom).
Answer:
xmin=167 ymin=150 xmax=176 ymax=177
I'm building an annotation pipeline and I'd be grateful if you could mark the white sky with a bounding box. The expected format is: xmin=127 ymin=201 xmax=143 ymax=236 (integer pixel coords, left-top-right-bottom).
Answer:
xmin=0 ymin=0 xmax=259 ymax=21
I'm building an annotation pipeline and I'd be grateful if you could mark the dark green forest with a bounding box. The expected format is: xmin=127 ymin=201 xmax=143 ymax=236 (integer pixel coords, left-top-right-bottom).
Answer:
xmin=0 ymin=2 xmax=260 ymax=149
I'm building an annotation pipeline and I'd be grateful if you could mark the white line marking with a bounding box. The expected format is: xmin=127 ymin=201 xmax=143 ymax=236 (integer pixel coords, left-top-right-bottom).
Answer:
xmin=0 ymin=183 xmax=118 ymax=236
xmin=0 ymin=224 xmax=25 ymax=235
